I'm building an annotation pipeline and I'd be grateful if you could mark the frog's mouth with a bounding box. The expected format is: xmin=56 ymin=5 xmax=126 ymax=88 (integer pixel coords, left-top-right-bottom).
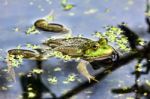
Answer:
xmin=85 ymin=55 xmax=112 ymax=62
xmin=85 ymin=50 xmax=119 ymax=62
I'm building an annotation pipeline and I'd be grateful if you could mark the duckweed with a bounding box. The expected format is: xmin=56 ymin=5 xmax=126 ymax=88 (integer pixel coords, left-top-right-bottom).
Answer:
xmin=94 ymin=26 xmax=130 ymax=52
xmin=48 ymin=76 xmax=58 ymax=84
xmin=26 ymin=25 xmax=40 ymax=35
xmin=61 ymin=0 xmax=74 ymax=11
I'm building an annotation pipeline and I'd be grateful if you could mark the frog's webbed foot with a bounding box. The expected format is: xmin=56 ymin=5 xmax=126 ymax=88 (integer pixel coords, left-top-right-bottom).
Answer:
xmin=6 ymin=54 xmax=16 ymax=81
xmin=86 ymin=74 xmax=98 ymax=83
xmin=77 ymin=60 xmax=98 ymax=83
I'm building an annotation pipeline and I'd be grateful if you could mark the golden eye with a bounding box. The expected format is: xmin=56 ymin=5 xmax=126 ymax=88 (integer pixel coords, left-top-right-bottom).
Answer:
xmin=92 ymin=43 xmax=99 ymax=49
xmin=93 ymin=45 xmax=97 ymax=49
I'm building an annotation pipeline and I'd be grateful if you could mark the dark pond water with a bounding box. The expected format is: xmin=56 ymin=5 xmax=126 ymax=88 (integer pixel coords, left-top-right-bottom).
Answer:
xmin=0 ymin=0 xmax=150 ymax=99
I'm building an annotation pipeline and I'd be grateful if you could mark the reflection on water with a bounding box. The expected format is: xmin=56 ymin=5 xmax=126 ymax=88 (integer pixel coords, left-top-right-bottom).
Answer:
xmin=0 ymin=0 xmax=150 ymax=99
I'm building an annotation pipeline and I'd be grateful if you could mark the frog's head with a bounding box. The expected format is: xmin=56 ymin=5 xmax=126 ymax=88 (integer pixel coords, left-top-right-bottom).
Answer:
xmin=84 ymin=38 xmax=119 ymax=62
xmin=34 ymin=19 xmax=48 ymax=28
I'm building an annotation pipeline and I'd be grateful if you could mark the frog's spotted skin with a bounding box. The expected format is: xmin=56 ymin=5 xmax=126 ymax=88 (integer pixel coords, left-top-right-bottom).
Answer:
xmin=43 ymin=37 xmax=115 ymax=61
xmin=43 ymin=37 xmax=98 ymax=57
xmin=7 ymin=37 xmax=118 ymax=82
xmin=43 ymin=37 xmax=93 ymax=47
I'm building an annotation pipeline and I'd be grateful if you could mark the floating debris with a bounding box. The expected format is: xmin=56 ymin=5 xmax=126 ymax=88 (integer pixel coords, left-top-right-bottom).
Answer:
xmin=61 ymin=0 xmax=75 ymax=11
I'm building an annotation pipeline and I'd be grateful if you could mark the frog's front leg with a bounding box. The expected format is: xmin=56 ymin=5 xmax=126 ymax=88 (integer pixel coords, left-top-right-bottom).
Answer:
xmin=77 ymin=60 xmax=98 ymax=83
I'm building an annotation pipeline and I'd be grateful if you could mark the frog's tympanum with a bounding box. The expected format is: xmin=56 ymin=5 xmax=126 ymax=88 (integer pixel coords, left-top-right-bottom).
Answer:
xmin=34 ymin=19 xmax=69 ymax=33
xmin=7 ymin=37 xmax=119 ymax=82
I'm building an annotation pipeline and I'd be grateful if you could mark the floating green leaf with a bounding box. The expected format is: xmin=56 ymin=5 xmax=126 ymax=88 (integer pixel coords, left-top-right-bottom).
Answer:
xmin=45 ymin=15 xmax=54 ymax=22
xmin=54 ymin=67 xmax=62 ymax=71
xmin=28 ymin=92 xmax=36 ymax=98
xmin=137 ymin=38 xmax=145 ymax=46
xmin=94 ymin=31 xmax=103 ymax=38
xmin=26 ymin=26 xmax=40 ymax=35
xmin=32 ymin=69 xmax=43 ymax=74
xmin=67 ymin=73 xmax=76 ymax=82
xmin=26 ymin=43 xmax=40 ymax=49
xmin=61 ymin=0 xmax=74 ymax=11
xmin=63 ymin=73 xmax=76 ymax=84
xmin=52 ymin=51 xmax=72 ymax=61
xmin=48 ymin=76 xmax=58 ymax=84
xmin=8 ymin=54 xmax=23 ymax=67
xmin=63 ymin=4 xmax=74 ymax=11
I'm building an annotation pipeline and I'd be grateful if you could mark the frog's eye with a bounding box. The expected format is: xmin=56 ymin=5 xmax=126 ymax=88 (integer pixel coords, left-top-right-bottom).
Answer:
xmin=92 ymin=45 xmax=97 ymax=49
xmin=92 ymin=43 xmax=99 ymax=49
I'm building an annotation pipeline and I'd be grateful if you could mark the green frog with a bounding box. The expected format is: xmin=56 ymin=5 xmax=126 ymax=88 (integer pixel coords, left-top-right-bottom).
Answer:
xmin=34 ymin=19 xmax=69 ymax=33
xmin=7 ymin=37 xmax=118 ymax=82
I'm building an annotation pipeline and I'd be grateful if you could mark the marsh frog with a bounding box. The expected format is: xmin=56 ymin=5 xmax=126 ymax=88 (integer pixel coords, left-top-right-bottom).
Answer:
xmin=43 ymin=37 xmax=118 ymax=82
xmin=34 ymin=19 xmax=69 ymax=33
xmin=7 ymin=37 xmax=118 ymax=82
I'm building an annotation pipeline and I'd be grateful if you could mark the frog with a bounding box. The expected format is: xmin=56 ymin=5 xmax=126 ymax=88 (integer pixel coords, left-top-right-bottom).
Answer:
xmin=7 ymin=37 xmax=119 ymax=82
xmin=34 ymin=19 xmax=69 ymax=33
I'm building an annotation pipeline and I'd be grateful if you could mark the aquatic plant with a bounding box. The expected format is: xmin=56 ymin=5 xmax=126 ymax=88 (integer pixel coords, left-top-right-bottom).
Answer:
xmin=94 ymin=26 xmax=131 ymax=52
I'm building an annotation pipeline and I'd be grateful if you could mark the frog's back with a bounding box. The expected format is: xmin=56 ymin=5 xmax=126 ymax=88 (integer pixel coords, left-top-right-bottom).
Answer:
xmin=43 ymin=37 xmax=93 ymax=48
